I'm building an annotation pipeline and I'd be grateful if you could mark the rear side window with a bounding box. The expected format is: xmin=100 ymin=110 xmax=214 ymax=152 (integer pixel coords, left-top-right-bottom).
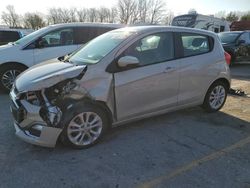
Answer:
xmin=0 ymin=31 xmax=20 ymax=44
xmin=181 ymin=33 xmax=211 ymax=57
xmin=74 ymin=27 xmax=115 ymax=44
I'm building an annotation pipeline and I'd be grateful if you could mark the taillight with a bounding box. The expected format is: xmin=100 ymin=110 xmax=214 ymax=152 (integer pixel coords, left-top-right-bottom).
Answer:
xmin=224 ymin=52 xmax=231 ymax=66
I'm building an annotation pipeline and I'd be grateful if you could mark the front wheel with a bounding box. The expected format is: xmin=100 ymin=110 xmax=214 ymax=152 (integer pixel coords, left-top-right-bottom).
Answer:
xmin=60 ymin=103 xmax=109 ymax=149
xmin=202 ymin=81 xmax=228 ymax=112
xmin=0 ymin=64 xmax=26 ymax=92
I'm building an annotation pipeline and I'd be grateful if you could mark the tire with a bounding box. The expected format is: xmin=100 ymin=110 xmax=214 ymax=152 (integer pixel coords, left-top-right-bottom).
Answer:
xmin=60 ymin=102 xmax=109 ymax=149
xmin=202 ymin=81 xmax=228 ymax=113
xmin=0 ymin=64 xmax=26 ymax=92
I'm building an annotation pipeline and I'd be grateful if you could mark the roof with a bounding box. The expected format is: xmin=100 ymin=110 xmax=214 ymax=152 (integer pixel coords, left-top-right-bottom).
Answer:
xmin=48 ymin=22 xmax=124 ymax=29
xmin=113 ymin=25 xmax=217 ymax=37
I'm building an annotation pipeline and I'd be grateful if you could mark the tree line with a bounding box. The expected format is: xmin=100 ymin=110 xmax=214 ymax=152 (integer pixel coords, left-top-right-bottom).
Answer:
xmin=1 ymin=1 xmax=250 ymax=30
xmin=1 ymin=0 xmax=174 ymax=29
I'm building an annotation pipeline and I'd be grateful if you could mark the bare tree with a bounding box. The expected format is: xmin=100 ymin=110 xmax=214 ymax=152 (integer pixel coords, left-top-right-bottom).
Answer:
xmin=1 ymin=5 xmax=21 ymax=27
xmin=68 ymin=8 xmax=77 ymax=22
xmin=226 ymin=12 xmax=239 ymax=22
xmin=77 ymin=8 xmax=87 ymax=22
xmin=215 ymin=11 xmax=226 ymax=19
xmin=47 ymin=8 xmax=62 ymax=24
xmin=164 ymin=10 xmax=174 ymax=25
xmin=57 ymin=8 xmax=71 ymax=23
xmin=88 ymin=8 xmax=98 ymax=22
xmin=149 ymin=0 xmax=166 ymax=24
xmin=118 ymin=0 xmax=137 ymax=24
xmin=98 ymin=7 xmax=110 ymax=22
xmin=23 ymin=13 xmax=45 ymax=29
xmin=136 ymin=0 xmax=149 ymax=23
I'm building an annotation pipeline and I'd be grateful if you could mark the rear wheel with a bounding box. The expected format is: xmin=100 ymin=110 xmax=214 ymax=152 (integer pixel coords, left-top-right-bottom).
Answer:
xmin=0 ymin=64 xmax=26 ymax=92
xmin=202 ymin=81 xmax=228 ymax=112
xmin=60 ymin=103 xmax=109 ymax=149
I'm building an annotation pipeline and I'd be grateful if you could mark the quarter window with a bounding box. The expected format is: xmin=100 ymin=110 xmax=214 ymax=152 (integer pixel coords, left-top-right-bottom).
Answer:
xmin=123 ymin=32 xmax=174 ymax=66
xmin=181 ymin=33 xmax=210 ymax=57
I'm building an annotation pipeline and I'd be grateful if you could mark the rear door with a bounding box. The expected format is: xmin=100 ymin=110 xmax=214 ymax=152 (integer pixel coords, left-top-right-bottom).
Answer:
xmin=177 ymin=32 xmax=215 ymax=105
xmin=114 ymin=32 xmax=179 ymax=121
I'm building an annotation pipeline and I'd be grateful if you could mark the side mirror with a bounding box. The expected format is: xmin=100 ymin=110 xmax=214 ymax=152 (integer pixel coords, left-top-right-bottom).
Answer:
xmin=118 ymin=56 xmax=139 ymax=68
xmin=237 ymin=39 xmax=245 ymax=45
xmin=35 ymin=38 xmax=46 ymax=48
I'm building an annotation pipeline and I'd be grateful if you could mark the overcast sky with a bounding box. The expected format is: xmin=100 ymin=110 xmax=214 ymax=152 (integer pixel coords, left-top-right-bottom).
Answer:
xmin=0 ymin=0 xmax=249 ymax=16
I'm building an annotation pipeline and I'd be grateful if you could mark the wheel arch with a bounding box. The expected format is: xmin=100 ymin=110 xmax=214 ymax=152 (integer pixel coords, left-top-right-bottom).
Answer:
xmin=210 ymin=78 xmax=230 ymax=91
xmin=83 ymin=99 xmax=114 ymax=126
xmin=0 ymin=62 xmax=28 ymax=70
xmin=203 ymin=77 xmax=230 ymax=104
xmin=61 ymin=97 xmax=114 ymax=128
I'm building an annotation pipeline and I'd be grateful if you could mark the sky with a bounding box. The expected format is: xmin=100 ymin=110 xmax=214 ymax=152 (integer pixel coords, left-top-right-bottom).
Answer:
xmin=0 ymin=0 xmax=249 ymax=16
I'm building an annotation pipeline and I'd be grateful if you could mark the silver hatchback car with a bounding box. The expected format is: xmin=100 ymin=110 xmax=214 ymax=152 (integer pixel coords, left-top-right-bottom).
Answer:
xmin=10 ymin=26 xmax=230 ymax=148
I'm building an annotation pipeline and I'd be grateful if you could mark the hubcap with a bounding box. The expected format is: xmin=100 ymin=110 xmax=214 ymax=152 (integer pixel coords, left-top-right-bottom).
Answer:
xmin=1 ymin=69 xmax=21 ymax=90
xmin=67 ymin=112 xmax=103 ymax=146
xmin=209 ymin=85 xmax=226 ymax=109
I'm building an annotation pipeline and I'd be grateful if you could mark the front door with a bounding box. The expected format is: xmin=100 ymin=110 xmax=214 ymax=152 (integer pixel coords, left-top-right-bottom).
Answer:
xmin=114 ymin=32 xmax=179 ymax=121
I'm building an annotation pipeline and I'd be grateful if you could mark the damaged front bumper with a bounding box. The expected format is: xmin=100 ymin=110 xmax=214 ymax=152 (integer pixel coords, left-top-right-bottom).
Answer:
xmin=10 ymin=89 xmax=62 ymax=148
xmin=14 ymin=123 xmax=62 ymax=148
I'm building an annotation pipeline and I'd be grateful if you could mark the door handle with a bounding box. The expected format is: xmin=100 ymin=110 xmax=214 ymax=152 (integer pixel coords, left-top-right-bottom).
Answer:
xmin=163 ymin=66 xmax=174 ymax=73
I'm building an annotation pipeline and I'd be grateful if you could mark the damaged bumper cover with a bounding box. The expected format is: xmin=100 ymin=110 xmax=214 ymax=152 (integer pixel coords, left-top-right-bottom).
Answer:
xmin=10 ymin=86 xmax=62 ymax=148
xmin=14 ymin=123 xmax=62 ymax=148
xmin=9 ymin=61 xmax=87 ymax=148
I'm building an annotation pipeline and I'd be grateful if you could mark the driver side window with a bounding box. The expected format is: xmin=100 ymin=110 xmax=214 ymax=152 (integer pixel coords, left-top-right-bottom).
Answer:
xmin=123 ymin=32 xmax=174 ymax=66
xmin=37 ymin=28 xmax=74 ymax=48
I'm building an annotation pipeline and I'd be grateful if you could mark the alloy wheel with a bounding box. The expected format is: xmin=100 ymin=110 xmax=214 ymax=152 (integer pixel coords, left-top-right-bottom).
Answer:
xmin=209 ymin=85 xmax=226 ymax=110
xmin=67 ymin=112 xmax=103 ymax=146
xmin=1 ymin=69 xmax=21 ymax=90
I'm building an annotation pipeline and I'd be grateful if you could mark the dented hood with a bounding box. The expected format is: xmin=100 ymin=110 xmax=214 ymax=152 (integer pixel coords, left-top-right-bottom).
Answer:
xmin=15 ymin=60 xmax=86 ymax=92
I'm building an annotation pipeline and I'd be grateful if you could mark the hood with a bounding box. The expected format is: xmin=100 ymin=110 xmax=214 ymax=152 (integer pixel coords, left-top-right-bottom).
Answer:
xmin=0 ymin=43 xmax=16 ymax=51
xmin=15 ymin=60 xmax=86 ymax=92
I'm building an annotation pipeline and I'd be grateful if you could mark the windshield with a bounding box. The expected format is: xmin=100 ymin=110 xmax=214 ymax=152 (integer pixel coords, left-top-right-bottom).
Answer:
xmin=218 ymin=32 xmax=241 ymax=44
xmin=68 ymin=30 xmax=134 ymax=65
xmin=14 ymin=26 xmax=49 ymax=45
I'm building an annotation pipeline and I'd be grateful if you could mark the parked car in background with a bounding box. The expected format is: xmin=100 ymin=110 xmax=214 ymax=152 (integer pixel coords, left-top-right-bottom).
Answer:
xmin=218 ymin=31 xmax=250 ymax=65
xmin=10 ymin=26 xmax=231 ymax=149
xmin=230 ymin=21 xmax=250 ymax=31
xmin=0 ymin=29 xmax=23 ymax=46
xmin=0 ymin=23 xmax=123 ymax=92
xmin=171 ymin=11 xmax=230 ymax=33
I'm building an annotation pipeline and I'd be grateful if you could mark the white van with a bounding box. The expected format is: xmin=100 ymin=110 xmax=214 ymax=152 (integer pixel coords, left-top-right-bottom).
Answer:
xmin=0 ymin=23 xmax=122 ymax=91
xmin=172 ymin=13 xmax=230 ymax=33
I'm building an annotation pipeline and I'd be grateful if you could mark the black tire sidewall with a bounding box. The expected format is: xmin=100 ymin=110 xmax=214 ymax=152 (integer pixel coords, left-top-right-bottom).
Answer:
xmin=60 ymin=102 xmax=109 ymax=149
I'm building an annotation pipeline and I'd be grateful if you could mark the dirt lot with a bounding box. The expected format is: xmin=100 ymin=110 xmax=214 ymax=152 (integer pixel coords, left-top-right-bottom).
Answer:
xmin=0 ymin=63 xmax=249 ymax=188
